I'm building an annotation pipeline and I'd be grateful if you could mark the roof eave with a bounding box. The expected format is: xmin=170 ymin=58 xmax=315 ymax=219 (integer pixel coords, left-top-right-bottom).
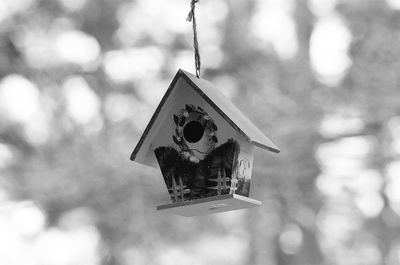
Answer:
xmin=252 ymin=141 xmax=281 ymax=153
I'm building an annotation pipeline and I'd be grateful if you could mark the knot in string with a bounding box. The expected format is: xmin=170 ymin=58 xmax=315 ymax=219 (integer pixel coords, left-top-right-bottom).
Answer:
xmin=186 ymin=0 xmax=199 ymax=22
xmin=186 ymin=0 xmax=201 ymax=78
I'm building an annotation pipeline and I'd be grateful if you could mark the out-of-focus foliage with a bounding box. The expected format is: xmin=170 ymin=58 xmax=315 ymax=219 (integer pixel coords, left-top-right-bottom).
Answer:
xmin=0 ymin=0 xmax=400 ymax=264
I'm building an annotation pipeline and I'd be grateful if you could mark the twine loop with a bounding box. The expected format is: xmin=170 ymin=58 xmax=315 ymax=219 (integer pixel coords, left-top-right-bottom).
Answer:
xmin=186 ymin=0 xmax=201 ymax=78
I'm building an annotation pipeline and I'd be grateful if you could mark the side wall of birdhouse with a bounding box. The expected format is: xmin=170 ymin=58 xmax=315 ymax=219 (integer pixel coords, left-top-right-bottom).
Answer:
xmin=230 ymin=137 xmax=254 ymax=197
xmin=151 ymin=76 xmax=254 ymax=202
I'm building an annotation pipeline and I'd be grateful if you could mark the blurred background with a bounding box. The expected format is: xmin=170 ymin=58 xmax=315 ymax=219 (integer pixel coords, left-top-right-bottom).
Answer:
xmin=0 ymin=0 xmax=400 ymax=264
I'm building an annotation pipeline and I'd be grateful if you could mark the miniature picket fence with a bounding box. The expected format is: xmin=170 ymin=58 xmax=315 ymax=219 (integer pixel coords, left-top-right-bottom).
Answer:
xmin=169 ymin=168 xmax=236 ymax=202
xmin=168 ymin=177 xmax=190 ymax=202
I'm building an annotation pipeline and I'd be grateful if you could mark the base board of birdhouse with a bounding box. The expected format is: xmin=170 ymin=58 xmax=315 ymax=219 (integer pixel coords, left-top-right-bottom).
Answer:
xmin=156 ymin=194 xmax=261 ymax=217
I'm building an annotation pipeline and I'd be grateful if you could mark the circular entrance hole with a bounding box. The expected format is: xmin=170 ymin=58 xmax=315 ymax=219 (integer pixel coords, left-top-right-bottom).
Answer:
xmin=183 ymin=121 xmax=204 ymax=143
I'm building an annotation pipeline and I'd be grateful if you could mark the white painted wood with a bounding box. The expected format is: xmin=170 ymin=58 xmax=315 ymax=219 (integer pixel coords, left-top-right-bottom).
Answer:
xmin=150 ymin=78 xmax=244 ymax=158
xmin=157 ymin=194 xmax=261 ymax=217
xmin=232 ymin=139 xmax=254 ymax=197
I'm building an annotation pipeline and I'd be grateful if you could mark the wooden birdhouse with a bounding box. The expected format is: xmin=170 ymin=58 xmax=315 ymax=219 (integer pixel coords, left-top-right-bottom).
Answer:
xmin=130 ymin=69 xmax=280 ymax=217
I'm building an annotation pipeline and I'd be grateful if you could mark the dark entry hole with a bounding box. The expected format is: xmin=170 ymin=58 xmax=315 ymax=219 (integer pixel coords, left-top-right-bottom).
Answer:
xmin=183 ymin=121 xmax=204 ymax=143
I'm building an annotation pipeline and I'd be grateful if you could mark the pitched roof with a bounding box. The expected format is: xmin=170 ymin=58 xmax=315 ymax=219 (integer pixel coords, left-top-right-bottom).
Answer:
xmin=130 ymin=69 xmax=280 ymax=165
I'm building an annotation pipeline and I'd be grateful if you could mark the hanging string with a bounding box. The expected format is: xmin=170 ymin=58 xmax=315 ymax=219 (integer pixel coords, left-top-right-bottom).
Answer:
xmin=187 ymin=0 xmax=201 ymax=78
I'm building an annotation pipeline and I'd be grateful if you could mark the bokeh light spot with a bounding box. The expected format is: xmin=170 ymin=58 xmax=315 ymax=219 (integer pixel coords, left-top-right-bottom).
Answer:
xmin=310 ymin=15 xmax=352 ymax=86
xmin=103 ymin=47 xmax=163 ymax=83
xmin=63 ymin=76 xmax=100 ymax=125
xmin=250 ymin=0 xmax=298 ymax=60
xmin=54 ymin=30 xmax=100 ymax=66
xmin=0 ymin=143 xmax=13 ymax=169
xmin=0 ymin=74 xmax=41 ymax=123
xmin=279 ymin=224 xmax=303 ymax=254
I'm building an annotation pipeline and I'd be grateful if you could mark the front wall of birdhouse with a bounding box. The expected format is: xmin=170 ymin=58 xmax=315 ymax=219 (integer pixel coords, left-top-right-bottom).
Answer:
xmin=151 ymin=77 xmax=254 ymax=203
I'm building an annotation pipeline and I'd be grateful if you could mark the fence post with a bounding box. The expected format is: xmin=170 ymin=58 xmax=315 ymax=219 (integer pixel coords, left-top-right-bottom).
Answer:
xmin=222 ymin=168 xmax=227 ymax=190
xmin=179 ymin=176 xmax=184 ymax=201
xmin=217 ymin=169 xmax=222 ymax=196
xmin=172 ymin=177 xmax=178 ymax=202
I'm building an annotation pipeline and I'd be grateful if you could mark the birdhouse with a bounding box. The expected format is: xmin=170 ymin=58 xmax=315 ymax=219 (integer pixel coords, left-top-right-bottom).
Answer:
xmin=130 ymin=69 xmax=280 ymax=217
